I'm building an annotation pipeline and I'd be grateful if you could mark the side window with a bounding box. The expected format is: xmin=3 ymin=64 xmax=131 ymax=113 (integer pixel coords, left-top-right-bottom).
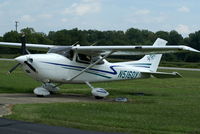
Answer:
xmin=76 ymin=54 xmax=91 ymax=64
xmin=91 ymin=56 xmax=104 ymax=64
xmin=76 ymin=54 xmax=104 ymax=65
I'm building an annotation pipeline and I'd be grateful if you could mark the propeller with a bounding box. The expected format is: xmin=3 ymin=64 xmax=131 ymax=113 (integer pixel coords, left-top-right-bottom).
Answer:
xmin=24 ymin=61 xmax=37 ymax=73
xmin=8 ymin=63 xmax=21 ymax=74
xmin=21 ymin=34 xmax=30 ymax=54
xmin=8 ymin=34 xmax=36 ymax=73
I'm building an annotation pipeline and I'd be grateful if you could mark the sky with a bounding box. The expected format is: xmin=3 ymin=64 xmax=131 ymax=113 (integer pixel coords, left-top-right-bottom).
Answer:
xmin=0 ymin=0 xmax=200 ymax=37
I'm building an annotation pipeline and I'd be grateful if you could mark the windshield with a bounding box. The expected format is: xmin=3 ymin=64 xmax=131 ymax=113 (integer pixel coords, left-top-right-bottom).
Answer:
xmin=48 ymin=46 xmax=73 ymax=60
xmin=48 ymin=47 xmax=104 ymax=64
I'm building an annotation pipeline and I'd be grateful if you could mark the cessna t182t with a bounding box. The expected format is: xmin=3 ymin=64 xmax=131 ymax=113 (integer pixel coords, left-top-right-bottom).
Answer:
xmin=0 ymin=37 xmax=199 ymax=99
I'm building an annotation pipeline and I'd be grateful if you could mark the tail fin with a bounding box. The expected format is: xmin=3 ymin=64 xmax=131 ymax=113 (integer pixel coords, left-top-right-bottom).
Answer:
xmin=132 ymin=38 xmax=167 ymax=72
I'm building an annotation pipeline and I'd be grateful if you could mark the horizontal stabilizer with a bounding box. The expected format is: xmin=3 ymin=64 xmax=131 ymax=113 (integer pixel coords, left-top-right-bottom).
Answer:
xmin=142 ymin=71 xmax=182 ymax=78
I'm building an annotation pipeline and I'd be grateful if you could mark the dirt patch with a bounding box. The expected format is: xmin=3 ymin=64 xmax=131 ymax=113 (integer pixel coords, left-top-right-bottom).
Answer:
xmin=0 ymin=104 xmax=12 ymax=117
xmin=0 ymin=93 xmax=112 ymax=117
xmin=0 ymin=93 xmax=111 ymax=104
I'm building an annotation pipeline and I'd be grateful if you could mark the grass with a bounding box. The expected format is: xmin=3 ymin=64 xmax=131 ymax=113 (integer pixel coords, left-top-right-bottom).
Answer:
xmin=0 ymin=61 xmax=40 ymax=93
xmin=0 ymin=61 xmax=200 ymax=134
xmin=0 ymin=54 xmax=20 ymax=59
xmin=160 ymin=61 xmax=200 ymax=68
xmin=7 ymin=102 xmax=200 ymax=134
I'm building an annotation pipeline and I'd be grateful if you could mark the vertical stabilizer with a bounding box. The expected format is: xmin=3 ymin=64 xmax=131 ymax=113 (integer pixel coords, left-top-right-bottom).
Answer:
xmin=132 ymin=38 xmax=167 ymax=72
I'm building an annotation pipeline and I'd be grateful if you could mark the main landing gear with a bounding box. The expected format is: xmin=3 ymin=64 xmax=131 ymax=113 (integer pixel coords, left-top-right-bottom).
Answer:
xmin=85 ymin=82 xmax=109 ymax=99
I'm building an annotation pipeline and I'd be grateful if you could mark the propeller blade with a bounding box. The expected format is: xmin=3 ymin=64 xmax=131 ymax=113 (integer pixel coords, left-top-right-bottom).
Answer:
xmin=21 ymin=34 xmax=30 ymax=55
xmin=8 ymin=63 xmax=21 ymax=74
xmin=21 ymin=34 xmax=26 ymax=55
xmin=24 ymin=61 xmax=37 ymax=72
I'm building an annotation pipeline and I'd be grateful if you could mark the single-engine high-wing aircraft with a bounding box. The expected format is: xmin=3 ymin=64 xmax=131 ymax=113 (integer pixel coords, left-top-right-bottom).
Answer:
xmin=0 ymin=36 xmax=199 ymax=99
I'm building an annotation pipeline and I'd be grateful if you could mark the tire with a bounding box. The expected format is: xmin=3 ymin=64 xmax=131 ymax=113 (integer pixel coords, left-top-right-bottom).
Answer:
xmin=36 ymin=95 xmax=44 ymax=97
xmin=95 ymin=96 xmax=104 ymax=99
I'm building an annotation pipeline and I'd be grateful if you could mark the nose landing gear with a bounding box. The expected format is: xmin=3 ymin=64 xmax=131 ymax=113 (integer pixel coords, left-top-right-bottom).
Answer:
xmin=34 ymin=83 xmax=60 ymax=97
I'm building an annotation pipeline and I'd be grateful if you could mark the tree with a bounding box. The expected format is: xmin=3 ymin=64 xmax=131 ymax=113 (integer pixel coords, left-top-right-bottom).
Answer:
xmin=125 ymin=28 xmax=143 ymax=44
xmin=155 ymin=31 xmax=169 ymax=41
xmin=125 ymin=28 xmax=156 ymax=45
xmin=48 ymin=29 xmax=72 ymax=45
xmin=2 ymin=31 xmax=21 ymax=54
xmin=168 ymin=30 xmax=183 ymax=44
xmin=1 ymin=27 xmax=200 ymax=62
xmin=20 ymin=27 xmax=52 ymax=44
xmin=3 ymin=31 xmax=20 ymax=42
xmin=188 ymin=31 xmax=200 ymax=50
xmin=21 ymin=27 xmax=35 ymax=35
xmin=140 ymin=30 xmax=156 ymax=44
xmin=183 ymin=31 xmax=200 ymax=62
xmin=48 ymin=28 xmax=88 ymax=45
xmin=184 ymin=53 xmax=200 ymax=62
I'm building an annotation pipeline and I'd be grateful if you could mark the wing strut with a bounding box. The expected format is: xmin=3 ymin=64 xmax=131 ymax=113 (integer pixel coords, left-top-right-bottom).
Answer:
xmin=69 ymin=51 xmax=114 ymax=81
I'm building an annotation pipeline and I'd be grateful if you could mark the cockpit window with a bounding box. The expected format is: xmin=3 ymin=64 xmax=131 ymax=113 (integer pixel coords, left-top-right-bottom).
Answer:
xmin=76 ymin=54 xmax=91 ymax=64
xmin=48 ymin=47 xmax=74 ymax=60
xmin=48 ymin=47 xmax=104 ymax=64
xmin=76 ymin=54 xmax=104 ymax=65
xmin=65 ymin=50 xmax=74 ymax=60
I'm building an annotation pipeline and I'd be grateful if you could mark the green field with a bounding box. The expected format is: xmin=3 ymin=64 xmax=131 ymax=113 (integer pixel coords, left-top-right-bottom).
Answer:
xmin=1 ymin=61 xmax=200 ymax=134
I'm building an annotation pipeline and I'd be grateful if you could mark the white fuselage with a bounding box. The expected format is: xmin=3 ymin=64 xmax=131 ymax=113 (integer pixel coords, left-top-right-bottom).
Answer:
xmin=16 ymin=53 xmax=151 ymax=84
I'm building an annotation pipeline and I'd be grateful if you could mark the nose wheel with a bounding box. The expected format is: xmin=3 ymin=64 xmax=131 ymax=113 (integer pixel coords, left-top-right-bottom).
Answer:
xmin=34 ymin=83 xmax=60 ymax=97
xmin=34 ymin=87 xmax=50 ymax=97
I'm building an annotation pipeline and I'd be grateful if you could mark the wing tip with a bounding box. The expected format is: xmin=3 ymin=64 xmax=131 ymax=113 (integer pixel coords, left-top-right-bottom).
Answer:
xmin=180 ymin=46 xmax=200 ymax=53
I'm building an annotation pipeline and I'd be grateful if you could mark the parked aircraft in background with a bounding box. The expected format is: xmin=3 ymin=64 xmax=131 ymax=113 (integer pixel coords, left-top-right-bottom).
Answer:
xmin=0 ymin=37 xmax=199 ymax=99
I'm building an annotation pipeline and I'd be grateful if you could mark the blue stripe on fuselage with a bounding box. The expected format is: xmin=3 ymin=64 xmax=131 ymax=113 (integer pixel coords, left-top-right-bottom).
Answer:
xmin=41 ymin=61 xmax=120 ymax=75
xmin=128 ymin=63 xmax=151 ymax=68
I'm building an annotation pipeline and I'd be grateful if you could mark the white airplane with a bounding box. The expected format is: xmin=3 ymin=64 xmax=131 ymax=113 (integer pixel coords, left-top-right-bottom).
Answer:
xmin=0 ymin=37 xmax=199 ymax=99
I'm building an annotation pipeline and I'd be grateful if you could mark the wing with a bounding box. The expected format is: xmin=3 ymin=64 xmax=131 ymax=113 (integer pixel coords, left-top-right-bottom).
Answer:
xmin=72 ymin=38 xmax=199 ymax=56
xmin=0 ymin=58 xmax=16 ymax=61
xmin=0 ymin=38 xmax=199 ymax=56
xmin=0 ymin=42 xmax=55 ymax=49
xmin=72 ymin=45 xmax=200 ymax=56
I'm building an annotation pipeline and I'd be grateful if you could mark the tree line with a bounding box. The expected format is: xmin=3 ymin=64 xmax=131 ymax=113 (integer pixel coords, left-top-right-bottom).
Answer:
xmin=0 ymin=27 xmax=200 ymax=62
